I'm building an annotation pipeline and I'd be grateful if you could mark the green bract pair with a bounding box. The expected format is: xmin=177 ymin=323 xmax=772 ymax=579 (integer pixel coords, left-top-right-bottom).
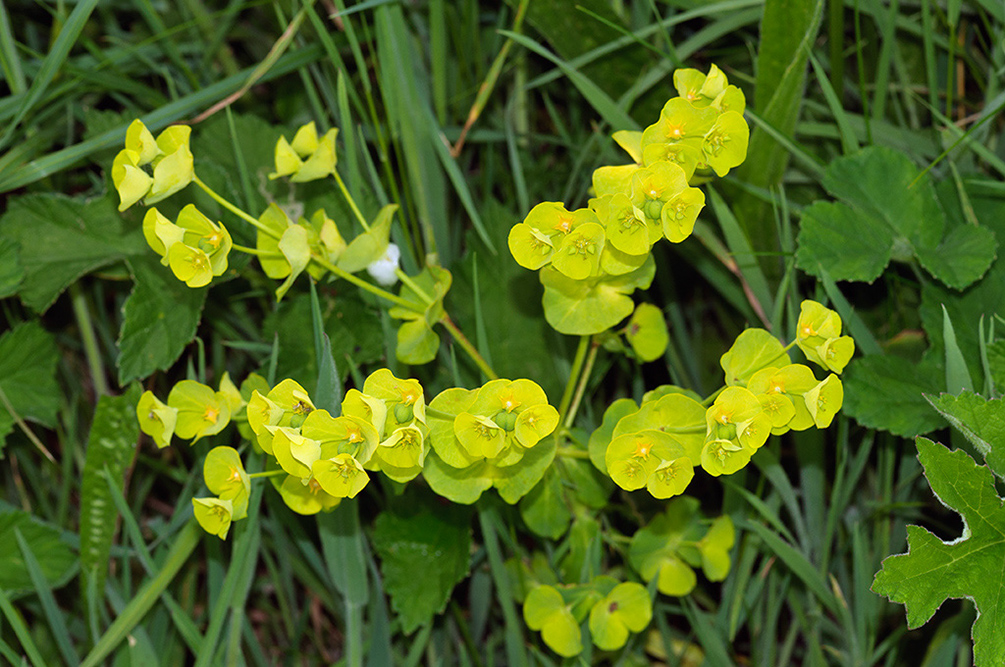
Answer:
xmin=268 ymin=121 xmax=338 ymax=182
xmin=112 ymin=120 xmax=194 ymax=211
xmin=143 ymin=205 xmax=232 ymax=287
xmin=136 ymin=373 xmax=244 ymax=449
xmin=522 ymin=578 xmax=652 ymax=657
xmin=423 ymin=378 xmax=560 ymax=504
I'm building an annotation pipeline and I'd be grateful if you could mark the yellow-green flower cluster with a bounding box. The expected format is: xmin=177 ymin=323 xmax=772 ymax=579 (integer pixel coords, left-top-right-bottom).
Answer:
xmin=508 ymin=65 xmax=749 ymax=337
xmin=268 ymin=121 xmax=338 ymax=182
xmin=602 ymin=300 xmax=853 ymax=493
xmin=112 ymin=120 xmax=194 ymax=211
xmin=143 ymin=205 xmax=232 ymax=288
xmin=428 ymin=379 xmax=559 ymax=467
xmin=245 ymin=369 xmax=428 ymax=516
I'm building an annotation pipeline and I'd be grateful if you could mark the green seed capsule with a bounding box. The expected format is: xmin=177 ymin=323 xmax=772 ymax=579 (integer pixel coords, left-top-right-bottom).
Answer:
xmin=394 ymin=402 xmax=414 ymax=424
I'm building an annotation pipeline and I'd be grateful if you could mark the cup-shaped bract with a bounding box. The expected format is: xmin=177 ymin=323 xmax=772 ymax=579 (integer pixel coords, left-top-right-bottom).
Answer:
xmin=312 ymin=453 xmax=369 ymax=498
xmin=625 ymin=302 xmax=669 ymax=362
xmin=256 ymin=203 xmax=295 ymax=279
xmin=660 ymin=186 xmax=705 ymax=243
xmin=272 ymin=427 xmax=321 ymax=479
xmin=167 ymin=242 xmax=214 ymax=288
xmin=587 ymin=582 xmax=653 ymax=651
xmin=125 ymin=119 xmax=160 ymax=165
xmin=176 ymin=205 xmax=232 ymax=277
xmin=203 ymin=446 xmax=251 ymax=520
xmin=629 ymin=161 xmax=690 ymax=234
xmin=113 ymin=149 xmax=154 ymax=212
xmin=796 ymin=299 xmax=847 ymax=369
xmin=168 ymin=380 xmax=232 ymax=442
xmin=815 ymin=336 xmax=855 ymax=374
xmin=697 ymin=515 xmax=735 ymax=581
xmin=143 ymin=125 xmax=195 ymax=205
xmin=701 ymin=110 xmax=749 ymax=177
xmin=523 ymin=585 xmax=583 ymax=658
xmin=748 ymin=364 xmax=819 ymax=432
xmin=304 ymin=209 xmax=347 ymax=278
xmin=596 ymin=192 xmax=652 ymax=256
xmin=804 ymin=374 xmax=844 ymax=428
xmin=136 ymin=390 xmax=178 ymax=449
xmin=551 ymin=222 xmax=605 ymax=281
xmin=342 ymin=389 xmax=389 ymax=439
xmin=275 ymin=223 xmax=311 ymax=300
xmin=302 ymin=409 xmax=379 ymax=465
xmin=606 ymin=430 xmax=693 ymax=495
xmin=192 ymin=497 xmax=233 ymax=539
xmin=278 ymin=475 xmax=340 ymax=515
xmin=455 ymin=412 xmax=506 ymax=459
xmin=269 ymin=121 xmax=339 ymax=182
xmin=142 ymin=208 xmax=185 ymax=266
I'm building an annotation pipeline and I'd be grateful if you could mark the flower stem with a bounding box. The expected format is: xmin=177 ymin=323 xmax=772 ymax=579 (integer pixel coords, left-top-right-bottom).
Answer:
xmin=232 ymin=244 xmax=282 ymax=257
xmin=439 ymin=314 xmax=498 ymax=380
xmin=248 ymin=470 xmax=287 ymax=479
xmin=395 ymin=268 xmax=434 ymax=306
xmin=310 ymin=256 xmax=421 ymax=312
xmin=556 ymin=446 xmax=590 ymax=460
xmin=193 ymin=174 xmax=277 ymax=237
xmin=564 ymin=337 xmax=599 ymax=429
xmin=701 ymin=385 xmax=726 ymax=406
xmin=333 ymin=170 xmax=370 ymax=231
xmin=557 ymin=336 xmax=590 ymax=424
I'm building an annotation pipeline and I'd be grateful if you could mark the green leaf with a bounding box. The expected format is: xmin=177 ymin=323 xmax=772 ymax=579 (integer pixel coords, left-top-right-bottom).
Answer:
xmin=795 ymin=201 xmax=894 ymax=283
xmin=522 ymin=585 xmax=583 ymax=658
xmin=625 ymin=303 xmax=669 ymax=362
xmin=0 ymin=507 xmax=76 ymax=598
xmin=371 ymin=490 xmax=472 ymax=634
xmin=872 ymin=438 xmax=1005 ymax=666
xmin=927 ymin=391 xmax=1005 ymax=479
xmin=494 ymin=435 xmax=558 ymax=504
xmin=843 ymin=354 xmax=945 ymax=437
xmin=519 ymin=467 xmax=571 ymax=539
xmin=915 ymin=223 xmax=997 ymax=291
xmin=117 ymin=257 xmax=207 ymax=384
xmin=79 ymin=384 xmax=143 ymax=602
xmin=0 ymin=237 xmax=23 ymax=298
xmin=540 ymin=257 xmax=655 ymax=336
xmin=0 ymin=322 xmax=60 ymax=448
xmin=0 ymin=192 xmax=144 ymax=312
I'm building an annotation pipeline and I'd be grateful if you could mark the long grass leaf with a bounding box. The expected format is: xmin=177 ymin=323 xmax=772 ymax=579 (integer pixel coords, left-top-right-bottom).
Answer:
xmin=0 ymin=1 xmax=25 ymax=95
xmin=0 ymin=0 xmax=99 ymax=150
xmin=501 ymin=30 xmax=639 ymax=131
xmin=0 ymin=45 xmax=323 ymax=193
xmin=741 ymin=519 xmax=841 ymax=615
xmin=0 ymin=583 xmax=47 ymax=667
xmin=80 ymin=520 xmax=201 ymax=667
xmin=14 ymin=527 xmax=78 ymax=666
xmin=806 ymin=50 xmax=859 ymax=154
xmin=708 ymin=186 xmax=774 ymax=322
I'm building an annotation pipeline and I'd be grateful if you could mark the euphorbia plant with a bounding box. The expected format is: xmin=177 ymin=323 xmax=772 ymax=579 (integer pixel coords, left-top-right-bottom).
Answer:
xmin=123 ymin=64 xmax=853 ymax=659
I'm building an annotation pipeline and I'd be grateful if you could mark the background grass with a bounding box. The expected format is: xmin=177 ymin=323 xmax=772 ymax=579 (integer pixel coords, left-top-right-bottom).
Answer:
xmin=0 ymin=0 xmax=1002 ymax=664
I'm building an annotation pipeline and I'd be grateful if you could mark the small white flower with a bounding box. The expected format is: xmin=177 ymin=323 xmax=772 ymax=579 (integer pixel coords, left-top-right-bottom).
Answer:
xmin=366 ymin=243 xmax=400 ymax=286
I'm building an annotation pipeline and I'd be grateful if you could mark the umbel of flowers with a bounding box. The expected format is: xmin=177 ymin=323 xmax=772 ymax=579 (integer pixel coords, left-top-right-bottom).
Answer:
xmin=508 ymin=64 xmax=749 ymax=336
xmin=597 ymin=299 xmax=853 ymax=498
xmin=136 ymin=369 xmax=563 ymax=538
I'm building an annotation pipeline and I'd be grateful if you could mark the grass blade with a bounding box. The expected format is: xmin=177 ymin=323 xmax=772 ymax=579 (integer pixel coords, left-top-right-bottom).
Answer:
xmin=14 ymin=527 xmax=79 ymax=666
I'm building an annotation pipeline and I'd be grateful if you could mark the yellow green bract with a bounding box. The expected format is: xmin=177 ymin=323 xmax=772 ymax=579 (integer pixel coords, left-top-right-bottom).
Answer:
xmin=113 ymin=120 xmax=194 ymax=211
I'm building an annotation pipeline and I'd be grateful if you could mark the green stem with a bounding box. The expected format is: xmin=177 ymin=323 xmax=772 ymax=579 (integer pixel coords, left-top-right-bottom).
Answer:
xmin=310 ymin=256 xmax=420 ymax=312
xmin=439 ymin=314 xmax=498 ymax=380
xmin=563 ymin=338 xmax=599 ymax=429
xmin=248 ymin=470 xmax=286 ymax=479
xmin=701 ymin=385 xmax=726 ymax=407
xmin=232 ymin=243 xmax=282 ymax=257
xmin=556 ymin=446 xmax=590 ymax=460
xmin=557 ymin=336 xmax=590 ymax=424
xmin=333 ymin=170 xmax=369 ymax=231
xmin=70 ymin=282 xmax=110 ymax=397
xmin=193 ymin=174 xmax=276 ymax=236
xmin=395 ymin=268 xmax=434 ymax=305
